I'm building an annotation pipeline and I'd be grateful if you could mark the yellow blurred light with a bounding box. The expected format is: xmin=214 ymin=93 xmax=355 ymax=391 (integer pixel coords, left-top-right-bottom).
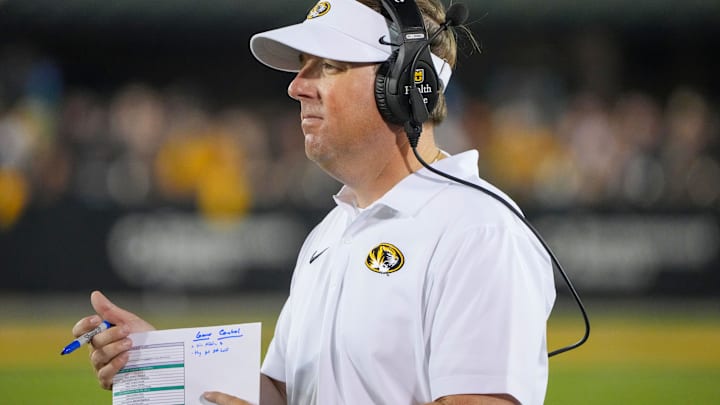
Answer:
xmin=0 ymin=169 xmax=30 ymax=230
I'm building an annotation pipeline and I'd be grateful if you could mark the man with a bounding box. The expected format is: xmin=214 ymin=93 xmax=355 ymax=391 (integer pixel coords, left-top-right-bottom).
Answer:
xmin=72 ymin=0 xmax=555 ymax=404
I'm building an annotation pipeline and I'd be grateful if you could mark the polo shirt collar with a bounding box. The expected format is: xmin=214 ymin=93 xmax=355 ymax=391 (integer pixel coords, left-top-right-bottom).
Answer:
xmin=333 ymin=150 xmax=480 ymax=218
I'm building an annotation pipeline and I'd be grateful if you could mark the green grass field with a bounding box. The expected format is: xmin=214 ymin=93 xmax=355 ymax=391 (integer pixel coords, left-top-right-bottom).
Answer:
xmin=1 ymin=294 xmax=719 ymax=404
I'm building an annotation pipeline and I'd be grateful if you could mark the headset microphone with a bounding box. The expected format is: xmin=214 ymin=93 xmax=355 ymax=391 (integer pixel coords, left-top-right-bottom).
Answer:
xmin=444 ymin=3 xmax=469 ymax=27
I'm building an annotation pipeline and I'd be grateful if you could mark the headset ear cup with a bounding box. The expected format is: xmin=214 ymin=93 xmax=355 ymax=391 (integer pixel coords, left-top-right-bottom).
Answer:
xmin=375 ymin=59 xmax=401 ymax=124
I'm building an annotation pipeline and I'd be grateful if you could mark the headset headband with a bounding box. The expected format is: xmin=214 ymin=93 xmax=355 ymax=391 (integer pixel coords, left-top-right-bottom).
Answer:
xmin=379 ymin=0 xmax=432 ymax=98
xmin=380 ymin=0 xmax=427 ymax=39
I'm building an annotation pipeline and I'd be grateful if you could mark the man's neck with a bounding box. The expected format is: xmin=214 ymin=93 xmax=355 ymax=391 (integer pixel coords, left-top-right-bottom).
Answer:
xmin=349 ymin=127 xmax=439 ymax=208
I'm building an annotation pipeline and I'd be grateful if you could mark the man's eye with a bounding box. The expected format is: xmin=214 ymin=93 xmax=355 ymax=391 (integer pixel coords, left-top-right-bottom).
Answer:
xmin=322 ymin=62 xmax=343 ymax=72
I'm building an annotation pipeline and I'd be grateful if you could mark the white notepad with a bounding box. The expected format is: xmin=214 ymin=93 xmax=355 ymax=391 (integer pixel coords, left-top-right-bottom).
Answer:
xmin=112 ymin=322 xmax=261 ymax=405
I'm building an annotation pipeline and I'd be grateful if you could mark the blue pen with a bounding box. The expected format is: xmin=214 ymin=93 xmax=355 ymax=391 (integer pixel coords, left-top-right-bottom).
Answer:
xmin=61 ymin=320 xmax=114 ymax=355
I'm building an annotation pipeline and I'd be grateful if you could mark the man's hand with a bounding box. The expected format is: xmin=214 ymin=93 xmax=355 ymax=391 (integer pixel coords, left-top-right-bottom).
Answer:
xmin=428 ymin=394 xmax=518 ymax=405
xmin=71 ymin=290 xmax=155 ymax=390
xmin=202 ymin=391 xmax=252 ymax=405
xmin=202 ymin=374 xmax=286 ymax=405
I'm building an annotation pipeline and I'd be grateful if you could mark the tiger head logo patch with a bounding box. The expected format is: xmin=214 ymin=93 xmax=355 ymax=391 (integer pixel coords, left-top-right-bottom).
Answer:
xmin=365 ymin=243 xmax=404 ymax=275
xmin=307 ymin=1 xmax=331 ymax=19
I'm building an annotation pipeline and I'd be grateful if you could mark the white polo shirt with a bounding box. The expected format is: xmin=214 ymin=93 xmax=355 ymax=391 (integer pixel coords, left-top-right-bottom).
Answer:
xmin=261 ymin=150 xmax=555 ymax=405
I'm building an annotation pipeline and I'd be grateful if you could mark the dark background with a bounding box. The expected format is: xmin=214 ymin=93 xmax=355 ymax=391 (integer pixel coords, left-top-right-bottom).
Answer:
xmin=1 ymin=0 xmax=718 ymax=297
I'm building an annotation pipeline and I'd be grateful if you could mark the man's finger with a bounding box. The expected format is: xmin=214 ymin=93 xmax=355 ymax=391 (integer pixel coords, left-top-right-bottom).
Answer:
xmin=89 ymin=336 xmax=132 ymax=369
xmin=89 ymin=290 xmax=155 ymax=334
xmin=72 ymin=315 xmax=102 ymax=338
xmin=90 ymin=291 xmax=138 ymax=326
xmin=96 ymin=351 xmax=129 ymax=390
xmin=202 ymin=391 xmax=251 ymax=405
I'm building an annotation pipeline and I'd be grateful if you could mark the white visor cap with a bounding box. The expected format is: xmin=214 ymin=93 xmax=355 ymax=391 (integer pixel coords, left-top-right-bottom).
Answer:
xmin=249 ymin=0 xmax=452 ymax=91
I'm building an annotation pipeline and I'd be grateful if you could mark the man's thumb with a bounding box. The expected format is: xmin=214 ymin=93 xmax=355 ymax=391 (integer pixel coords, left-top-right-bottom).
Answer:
xmin=90 ymin=290 xmax=136 ymax=325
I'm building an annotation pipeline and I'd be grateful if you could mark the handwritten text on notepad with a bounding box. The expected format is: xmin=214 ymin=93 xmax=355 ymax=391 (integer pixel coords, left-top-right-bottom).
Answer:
xmin=190 ymin=327 xmax=244 ymax=357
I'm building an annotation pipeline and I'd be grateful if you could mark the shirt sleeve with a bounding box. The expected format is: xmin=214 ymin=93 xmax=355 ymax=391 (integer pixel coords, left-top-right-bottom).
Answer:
xmin=426 ymin=223 xmax=555 ymax=405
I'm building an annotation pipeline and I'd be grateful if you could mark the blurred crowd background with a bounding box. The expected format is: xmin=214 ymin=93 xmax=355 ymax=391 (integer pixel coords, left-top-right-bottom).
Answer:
xmin=0 ymin=0 xmax=718 ymax=296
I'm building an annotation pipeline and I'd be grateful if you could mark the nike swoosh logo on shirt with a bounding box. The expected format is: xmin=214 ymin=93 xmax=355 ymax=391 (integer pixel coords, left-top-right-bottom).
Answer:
xmin=309 ymin=247 xmax=329 ymax=264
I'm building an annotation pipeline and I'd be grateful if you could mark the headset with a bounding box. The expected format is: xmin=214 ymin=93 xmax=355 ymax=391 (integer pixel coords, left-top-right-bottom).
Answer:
xmin=375 ymin=0 xmax=440 ymax=129
xmin=375 ymin=0 xmax=590 ymax=358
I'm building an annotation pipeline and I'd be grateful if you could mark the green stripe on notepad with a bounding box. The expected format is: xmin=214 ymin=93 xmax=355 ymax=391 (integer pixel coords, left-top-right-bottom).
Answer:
xmin=117 ymin=363 xmax=184 ymax=373
xmin=113 ymin=385 xmax=184 ymax=396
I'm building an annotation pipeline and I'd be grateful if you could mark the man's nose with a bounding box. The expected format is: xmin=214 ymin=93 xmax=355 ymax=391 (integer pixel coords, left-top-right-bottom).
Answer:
xmin=288 ymin=70 xmax=315 ymax=101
